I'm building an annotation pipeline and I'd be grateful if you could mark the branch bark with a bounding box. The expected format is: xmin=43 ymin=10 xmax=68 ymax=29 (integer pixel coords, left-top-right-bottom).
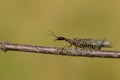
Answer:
xmin=0 ymin=42 xmax=120 ymax=58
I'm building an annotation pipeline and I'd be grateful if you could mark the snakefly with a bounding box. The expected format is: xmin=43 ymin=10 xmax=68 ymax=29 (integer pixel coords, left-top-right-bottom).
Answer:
xmin=50 ymin=31 xmax=112 ymax=50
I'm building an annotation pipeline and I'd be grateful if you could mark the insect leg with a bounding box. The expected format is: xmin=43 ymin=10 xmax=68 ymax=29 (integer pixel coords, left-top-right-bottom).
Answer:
xmin=67 ymin=44 xmax=72 ymax=47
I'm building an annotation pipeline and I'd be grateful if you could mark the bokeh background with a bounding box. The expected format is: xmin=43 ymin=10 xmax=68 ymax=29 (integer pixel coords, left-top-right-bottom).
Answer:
xmin=0 ymin=0 xmax=120 ymax=80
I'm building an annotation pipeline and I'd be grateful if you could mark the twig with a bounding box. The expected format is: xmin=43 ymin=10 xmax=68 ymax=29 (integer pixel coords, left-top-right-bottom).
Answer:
xmin=0 ymin=42 xmax=120 ymax=58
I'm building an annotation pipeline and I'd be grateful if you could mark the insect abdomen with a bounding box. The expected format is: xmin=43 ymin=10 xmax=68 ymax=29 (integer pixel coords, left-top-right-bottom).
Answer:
xmin=73 ymin=42 xmax=101 ymax=50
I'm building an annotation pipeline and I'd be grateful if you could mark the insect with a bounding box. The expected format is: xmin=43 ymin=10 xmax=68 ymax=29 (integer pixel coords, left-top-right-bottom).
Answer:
xmin=50 ymin=31 xmax=112 ymax=50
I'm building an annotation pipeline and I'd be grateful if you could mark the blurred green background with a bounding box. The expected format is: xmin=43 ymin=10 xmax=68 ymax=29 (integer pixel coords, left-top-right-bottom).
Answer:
xmin=0 ymin=0 xmax=120 ymax=80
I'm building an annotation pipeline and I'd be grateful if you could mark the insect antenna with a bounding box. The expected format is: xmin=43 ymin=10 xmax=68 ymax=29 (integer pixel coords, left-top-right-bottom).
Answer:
xmin=49 ymin=30 xmax=58 ymax=38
